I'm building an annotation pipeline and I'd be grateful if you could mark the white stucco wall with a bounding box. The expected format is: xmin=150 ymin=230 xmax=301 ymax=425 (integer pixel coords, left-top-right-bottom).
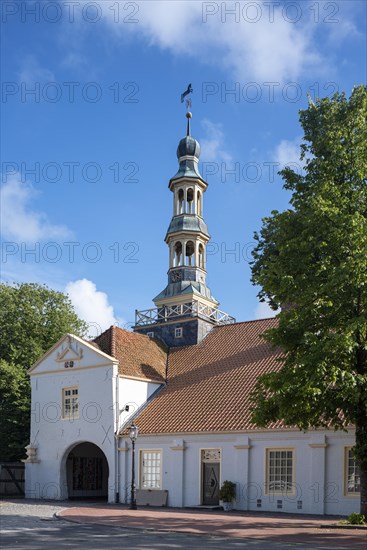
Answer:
xmin=25 ymin=338 xmax=118 ymax=502
xmin=119 ymin=430 xmax=359 ymax=516
xmin=117 ymin=377 xmax=162 ymax=427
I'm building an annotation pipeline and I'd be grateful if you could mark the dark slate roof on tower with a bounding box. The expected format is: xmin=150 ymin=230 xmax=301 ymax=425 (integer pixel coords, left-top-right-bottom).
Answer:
xmin=165 ymin=215 xmax=209 ymax=240
xmin=121 ymin=318 xmax=285 ymax=434
xmin=92 ymin=326 xmax=167 ymax=383
xmin=153 ymin=280 xmax=218 ymax=303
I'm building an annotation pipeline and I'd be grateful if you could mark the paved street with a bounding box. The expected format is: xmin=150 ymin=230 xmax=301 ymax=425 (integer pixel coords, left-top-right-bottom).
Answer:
xmin=1 ymin=500 xmax=366 ymax=549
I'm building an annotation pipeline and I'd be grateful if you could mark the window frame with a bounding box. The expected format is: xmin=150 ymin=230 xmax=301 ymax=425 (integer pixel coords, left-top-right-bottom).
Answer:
xmin=175 ymin=327 xmax=183 ymax=339
xmin=139 ymin=449 xmax=162 ymax=490
xmin=265 ymin=448 xmax=295 ymax=496
xmin=344 ymin=447 xmax=360 ymax=496
xmin=62 ymin=386 xmax=79 ymax=420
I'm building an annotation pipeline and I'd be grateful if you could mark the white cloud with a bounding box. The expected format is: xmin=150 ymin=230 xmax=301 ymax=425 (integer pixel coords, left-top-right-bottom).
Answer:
xmin=273 ymin=137 xmax=302 ymax=170
xmin=200 ymin=119 xmax=232 ymax=162
xmin=65 ymin=279 xmax=117 ymax=334
xmin=100 ymin=1 xmax=325 ymax=84
xmin=254 ymin=301 xmax=279 ymax=320
xmin=18 ymin=54 xmax=54 ymax=84
xmin=61 ymin=52 xmax=88 ymax=69
xmin=0 ymin=174 xmax=72 ymax=242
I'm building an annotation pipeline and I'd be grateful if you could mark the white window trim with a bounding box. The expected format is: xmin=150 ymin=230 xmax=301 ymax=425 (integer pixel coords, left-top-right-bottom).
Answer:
xmin=146 ymin=332 xmax=154 ymax=338
xmin=175 ymin=327 xmax=183 ymax=338
xmin=344 ymin=446 xmax=360 ymax=497
xmin=139 ymin=449 xmax=162 ymax=490
xmin=265 ymin=448 xmax=296 ymax=496
xmin=62 ymin=386 xmax=79 ymax=420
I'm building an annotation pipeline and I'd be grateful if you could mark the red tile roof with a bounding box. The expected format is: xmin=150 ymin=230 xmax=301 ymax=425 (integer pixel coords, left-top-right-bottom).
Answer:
xmin=130 ymin=318 xmax=284 ymax=435
xmin=93 ymin=326 xmax=167 ymax=383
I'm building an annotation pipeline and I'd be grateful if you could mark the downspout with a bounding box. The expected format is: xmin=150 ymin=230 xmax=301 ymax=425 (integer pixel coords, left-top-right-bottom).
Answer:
xmin=115 ymin=364 xmax=120 ymax=503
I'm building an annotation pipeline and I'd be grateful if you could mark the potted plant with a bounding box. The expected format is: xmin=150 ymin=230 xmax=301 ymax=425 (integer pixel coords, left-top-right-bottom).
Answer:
xmin=219 ymin=480 xmax=236 ymax=511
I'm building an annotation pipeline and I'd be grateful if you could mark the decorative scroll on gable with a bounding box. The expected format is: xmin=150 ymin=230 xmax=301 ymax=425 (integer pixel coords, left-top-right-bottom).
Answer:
xmin=56 ymin=336 xmax=84 ymax=368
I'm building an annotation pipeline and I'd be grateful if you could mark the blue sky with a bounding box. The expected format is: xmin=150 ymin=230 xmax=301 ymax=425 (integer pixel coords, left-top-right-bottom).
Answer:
xmin=1 ymin=0 xmax=366 ymax=336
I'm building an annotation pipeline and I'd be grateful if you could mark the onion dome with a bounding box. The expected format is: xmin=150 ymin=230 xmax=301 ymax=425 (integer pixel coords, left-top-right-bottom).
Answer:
xmin=171 ymin=112 xmax=204 ymax=181
xmin=176 ymin=112 xmax=200 ymax=160
xmin=177 ymin=135 xmax=201 ymax=159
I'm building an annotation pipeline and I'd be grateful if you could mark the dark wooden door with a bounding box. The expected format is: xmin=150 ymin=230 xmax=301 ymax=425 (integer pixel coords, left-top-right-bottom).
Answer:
xmin=202 ymin=462 xmax=220 ymax=505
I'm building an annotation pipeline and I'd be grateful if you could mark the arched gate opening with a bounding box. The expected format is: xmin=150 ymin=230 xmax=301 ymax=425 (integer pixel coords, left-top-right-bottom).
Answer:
xmin=65 ymin=442 xmax=109 ymax=500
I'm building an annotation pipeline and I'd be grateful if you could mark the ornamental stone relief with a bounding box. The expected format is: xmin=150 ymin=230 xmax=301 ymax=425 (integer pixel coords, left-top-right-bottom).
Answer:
xmin=202 ymin=449 xmax=221 ymax=462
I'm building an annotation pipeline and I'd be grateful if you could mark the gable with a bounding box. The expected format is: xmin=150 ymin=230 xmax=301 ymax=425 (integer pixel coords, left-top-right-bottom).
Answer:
xmin=93 ymin=326 xmax=167 ymax=383
xmin=29 ymin=333 xmax=117 ymax=375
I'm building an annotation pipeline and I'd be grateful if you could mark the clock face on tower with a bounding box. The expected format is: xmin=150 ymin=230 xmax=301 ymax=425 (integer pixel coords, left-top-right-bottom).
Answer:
xmin=171 ymin=270 xmax=182 ymax=282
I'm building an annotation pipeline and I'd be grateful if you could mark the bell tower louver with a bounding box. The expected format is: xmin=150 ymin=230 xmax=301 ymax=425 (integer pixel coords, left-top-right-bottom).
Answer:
xmin=134 ymin=111 xmax=235 ymax=347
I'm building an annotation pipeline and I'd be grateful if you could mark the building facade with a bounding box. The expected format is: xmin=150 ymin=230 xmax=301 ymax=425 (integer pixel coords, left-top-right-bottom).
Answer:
xmin=25 ymin=114 xmax=360 ymax=515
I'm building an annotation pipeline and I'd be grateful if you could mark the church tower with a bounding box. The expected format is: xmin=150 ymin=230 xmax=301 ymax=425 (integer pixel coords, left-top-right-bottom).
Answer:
xmin=134 ymin=111 xmax=235 ymax=347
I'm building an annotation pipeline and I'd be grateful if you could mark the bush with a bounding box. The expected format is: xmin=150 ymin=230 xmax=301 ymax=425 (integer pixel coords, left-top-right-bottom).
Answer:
xmin=347 ymin=512 xmax=366 ymax=525
xmin=219 ymin=480 xmax=236 ymax=503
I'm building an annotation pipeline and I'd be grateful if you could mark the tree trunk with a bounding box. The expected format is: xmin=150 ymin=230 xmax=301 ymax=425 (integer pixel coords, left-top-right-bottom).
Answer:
xmin=355 ymin=416 xmax=367 ymax=517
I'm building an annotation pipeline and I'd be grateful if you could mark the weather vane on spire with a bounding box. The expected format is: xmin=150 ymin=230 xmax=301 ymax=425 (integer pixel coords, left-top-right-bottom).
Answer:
xmin=181 ymin=83 xmax=193 ymax=109
xmin=181 ymin=84 xmax=193 ymax=136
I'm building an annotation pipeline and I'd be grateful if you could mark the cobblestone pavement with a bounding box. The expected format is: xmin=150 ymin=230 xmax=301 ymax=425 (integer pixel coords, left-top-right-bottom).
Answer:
xmin=1 ymin=499 xmax=366 ymax=550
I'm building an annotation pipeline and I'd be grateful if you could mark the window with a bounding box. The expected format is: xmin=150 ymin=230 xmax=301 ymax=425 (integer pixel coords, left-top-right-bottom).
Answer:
xmin=147 ymin=332 xmax=154 ymax=338
xmin=178 ymin=189 xmax=184 ymax=214
xmin=187 ymin=188 xmax=194 ymax=213
xmin=62 ymin=387 xmax=79 ymax=419
xmin=175 ymin=327 xmax=183 ymax=338
xmin=345 ymin=447 xmax=360 ymax=495
xmin=185 ymin=241 xmax=195 ymax=266
xmin=174 ymin=241 xmax=183 ymax=267
xmin=266 ymin=449 xmax=294 ymax=494
xmin=140 ymin=450 xmax=161 ymax=489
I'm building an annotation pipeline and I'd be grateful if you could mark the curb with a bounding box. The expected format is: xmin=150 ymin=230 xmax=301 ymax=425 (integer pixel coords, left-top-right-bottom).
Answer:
xmin=320 ymin=523 xmax=367 ymax=531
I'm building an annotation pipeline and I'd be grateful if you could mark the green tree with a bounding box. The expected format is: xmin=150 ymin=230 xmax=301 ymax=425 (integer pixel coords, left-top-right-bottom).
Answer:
xmin=250 ymin=86 xmax=367 ymax=515
xmin=0 ymin=283 xmax=88 ymax=461
xmin=0 ymin=282 xmax=87 ymax=370
xmin=0 ymin=360 xmax=31 ymax=462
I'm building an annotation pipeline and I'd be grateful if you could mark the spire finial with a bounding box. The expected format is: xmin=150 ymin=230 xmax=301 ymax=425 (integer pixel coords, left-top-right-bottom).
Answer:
xmin=186 ymin=111 xmax=192 ymax=136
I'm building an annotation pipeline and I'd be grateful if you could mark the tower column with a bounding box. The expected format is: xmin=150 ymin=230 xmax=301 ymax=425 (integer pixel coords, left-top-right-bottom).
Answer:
xmin=169 ymin=243 xmax=174 ymax=269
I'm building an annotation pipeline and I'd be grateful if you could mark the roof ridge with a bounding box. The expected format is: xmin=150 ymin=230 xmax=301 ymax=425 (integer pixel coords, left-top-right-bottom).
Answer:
xmin=213 ymin=317 xmax=277 ymax=328
xmin=111 ymin=325 xmax=116 ymax=357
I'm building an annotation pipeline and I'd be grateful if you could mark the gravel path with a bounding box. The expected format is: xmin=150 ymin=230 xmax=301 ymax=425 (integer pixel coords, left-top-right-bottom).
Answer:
xmin=0 ymin=499 xmax=86 ymax=530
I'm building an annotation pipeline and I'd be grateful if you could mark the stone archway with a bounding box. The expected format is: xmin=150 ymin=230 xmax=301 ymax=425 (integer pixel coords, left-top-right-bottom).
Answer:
xmin=65 ymin=442 xmax=109 ymax=500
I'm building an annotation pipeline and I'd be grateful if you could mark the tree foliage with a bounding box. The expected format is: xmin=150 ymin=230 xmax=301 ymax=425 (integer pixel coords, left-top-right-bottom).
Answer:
xmin=0 ymin=282 xmax=88 ymax=461
xmin=0 ymin=360 xmax=31 ymax=462
xmin=250 ymin=86 xmax=367 ymax=513
xmin=0 ymin=282 xmax=88 ymax=370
